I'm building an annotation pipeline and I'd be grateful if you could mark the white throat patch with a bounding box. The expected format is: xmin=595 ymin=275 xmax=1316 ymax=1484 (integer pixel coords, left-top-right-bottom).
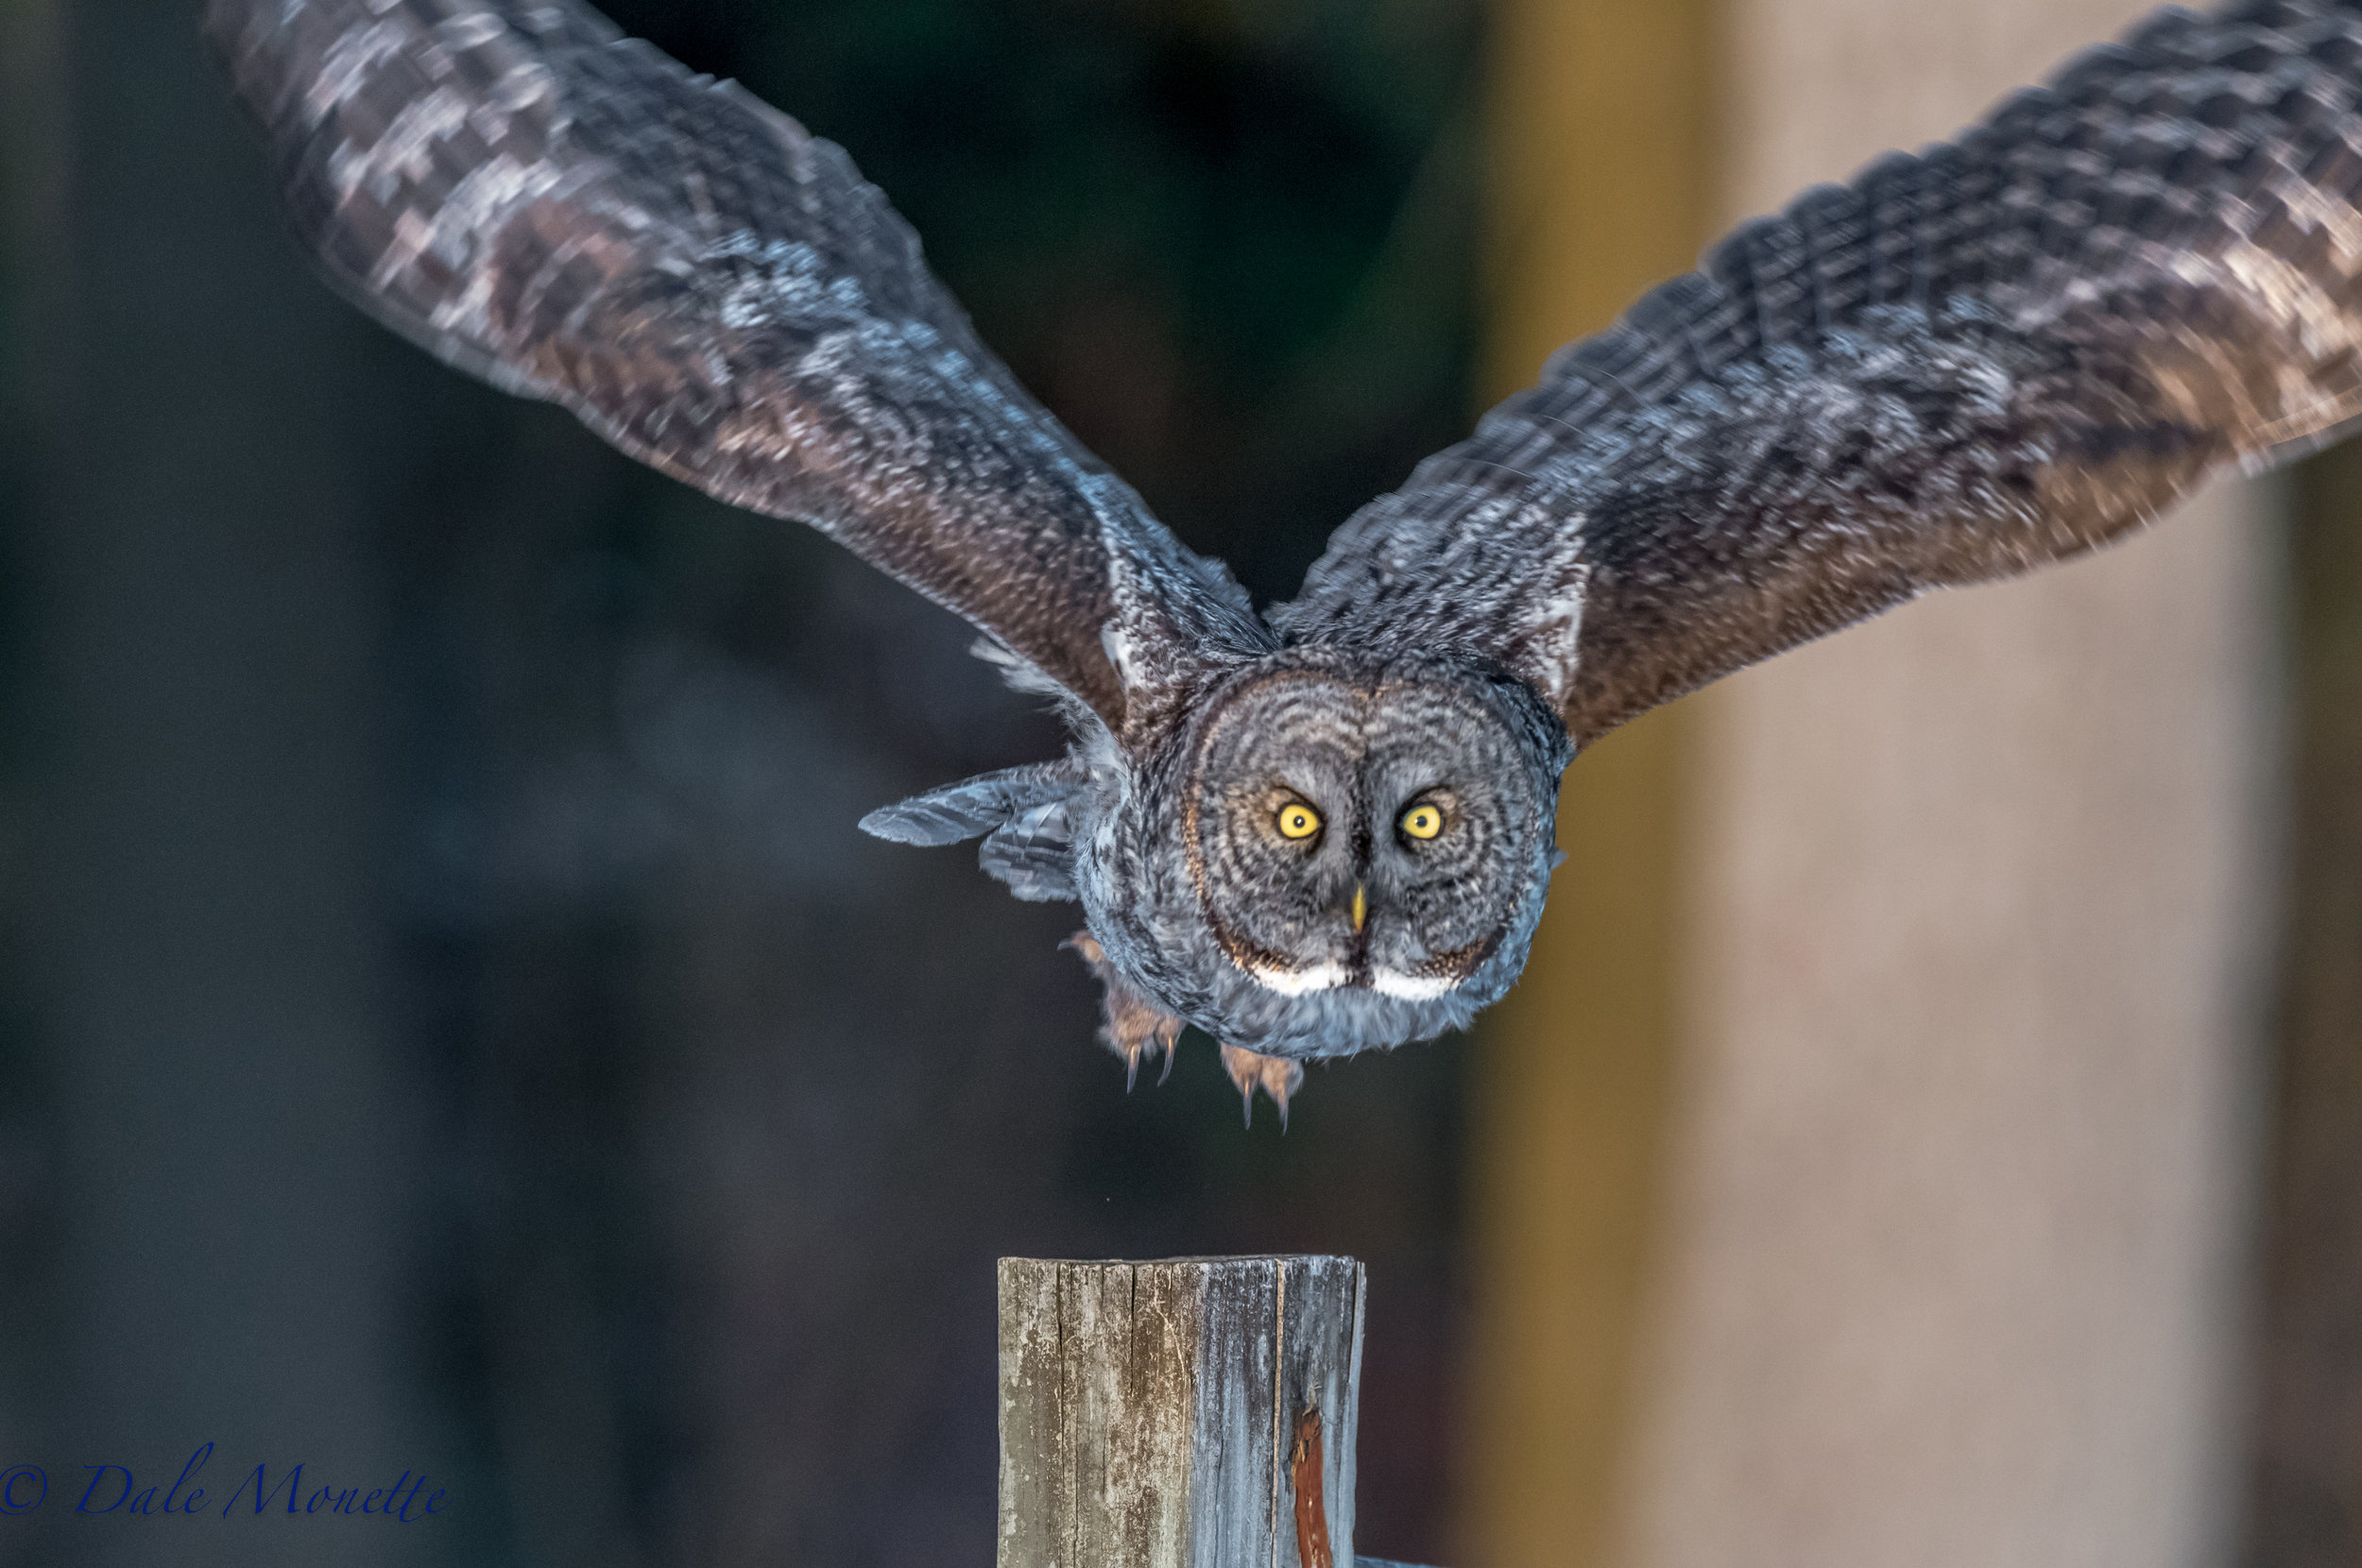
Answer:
xmin=1241 ymin=959 xmax=1463 ymax=1000
xmin=1241 ymin=959 xmax=1348 ymax=997
xmin=1370 ymin=968 xmax=1462 ymax=1001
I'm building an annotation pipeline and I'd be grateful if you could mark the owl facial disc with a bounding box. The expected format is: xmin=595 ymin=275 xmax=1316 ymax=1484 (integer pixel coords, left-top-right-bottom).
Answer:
xmin=1182 ymin=667 xmax=1548 ymax=1014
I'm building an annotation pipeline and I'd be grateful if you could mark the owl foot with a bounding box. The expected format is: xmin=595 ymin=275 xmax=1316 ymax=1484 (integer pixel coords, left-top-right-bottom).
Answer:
xmin=1065 ymin=931 xmax=1183 ymax=1090
xmin=1220 ymin=1044 xmax=1305 ymax=1131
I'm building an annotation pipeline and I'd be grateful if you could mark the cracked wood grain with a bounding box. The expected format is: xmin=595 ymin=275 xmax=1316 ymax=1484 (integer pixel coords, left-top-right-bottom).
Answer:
xmin=997 ymin=1256 xmax=1363 ymax=1568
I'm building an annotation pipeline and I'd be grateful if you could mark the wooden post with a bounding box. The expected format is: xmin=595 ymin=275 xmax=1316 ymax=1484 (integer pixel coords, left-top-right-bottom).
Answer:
xmin=997 ymin=1255 xmax=1369 ymax=1568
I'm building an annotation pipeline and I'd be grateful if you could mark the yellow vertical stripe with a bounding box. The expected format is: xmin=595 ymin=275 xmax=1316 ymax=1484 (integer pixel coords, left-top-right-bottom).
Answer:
xmin=1458 ymin=2 xmax=1717 ymax=1564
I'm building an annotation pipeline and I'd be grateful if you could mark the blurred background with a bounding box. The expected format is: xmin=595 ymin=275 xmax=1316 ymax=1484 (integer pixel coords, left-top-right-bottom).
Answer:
xmin=0 ymin=0 xmax=2355 ymax=1566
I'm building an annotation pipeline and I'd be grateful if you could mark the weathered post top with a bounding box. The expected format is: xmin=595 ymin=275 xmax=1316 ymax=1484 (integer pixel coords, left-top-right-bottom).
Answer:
xmin=997 ymin=1255 xmax=1365 ymax=1568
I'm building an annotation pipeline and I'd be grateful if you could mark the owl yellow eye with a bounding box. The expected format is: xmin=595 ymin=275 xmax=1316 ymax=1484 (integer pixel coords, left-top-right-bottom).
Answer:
xmin=1275 ymin=802 xmax=1323 ymax=840
xmin=1399 ymin=803 xmax=1444 ymax=841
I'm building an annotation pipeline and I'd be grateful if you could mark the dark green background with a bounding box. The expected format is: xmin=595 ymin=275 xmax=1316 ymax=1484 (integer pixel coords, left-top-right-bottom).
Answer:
xmin=0 ymin=0 xmax=1481 ymax=1563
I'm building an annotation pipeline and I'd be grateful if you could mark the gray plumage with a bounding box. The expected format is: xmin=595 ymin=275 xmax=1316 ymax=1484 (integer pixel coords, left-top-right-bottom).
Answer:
xmin=1279 ymin=1 xmax=2362 ymax=743
xmin=210 ymin=0 xmax=2362 ymax=1106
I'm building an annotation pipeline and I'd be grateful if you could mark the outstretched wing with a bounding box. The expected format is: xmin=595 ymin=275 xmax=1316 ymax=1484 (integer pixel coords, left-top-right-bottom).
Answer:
xmin=1276 ymin=0 xmax=2362 ymax=746
xmin=208 ymin=0 xmax=1257 ymax=727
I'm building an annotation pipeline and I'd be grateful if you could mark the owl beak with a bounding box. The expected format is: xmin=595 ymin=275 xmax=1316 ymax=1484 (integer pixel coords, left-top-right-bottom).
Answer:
xmin=1350 ymin=882 xmax=1368 ymax=933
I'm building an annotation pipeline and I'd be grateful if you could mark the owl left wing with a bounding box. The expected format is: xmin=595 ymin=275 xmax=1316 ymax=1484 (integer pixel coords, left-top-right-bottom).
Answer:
xmin=209 ymin=0 xmax=1264 ymax=731
xmin=1275 ymin=0 xmax=2362 ymax=747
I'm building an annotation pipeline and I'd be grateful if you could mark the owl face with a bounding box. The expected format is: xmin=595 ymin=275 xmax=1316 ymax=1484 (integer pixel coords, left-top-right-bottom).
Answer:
xmin=1189 ymin=670 xmax=1547 ymax=1000
xmin=1079 ymin=650 xmax=1570 ymax=1058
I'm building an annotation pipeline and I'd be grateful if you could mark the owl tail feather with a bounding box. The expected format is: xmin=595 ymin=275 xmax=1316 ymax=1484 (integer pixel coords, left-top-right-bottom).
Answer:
xmin=861 ymin=759 xmax=1086 ymax=901
xmin=856 ymin=760 xmax=1079 ymax=845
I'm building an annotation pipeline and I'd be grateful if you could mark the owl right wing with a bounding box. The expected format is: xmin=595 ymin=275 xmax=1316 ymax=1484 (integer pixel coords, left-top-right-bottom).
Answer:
xmin=208 ymin=0 xmax=1263 ymax=730
xmin=1276 ymin=0 xmax=2362 ymax=747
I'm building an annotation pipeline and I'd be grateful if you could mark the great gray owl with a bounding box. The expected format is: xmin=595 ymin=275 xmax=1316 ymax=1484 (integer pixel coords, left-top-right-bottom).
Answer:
xmin=212 ymin=0 xmax=2362 ymax=1120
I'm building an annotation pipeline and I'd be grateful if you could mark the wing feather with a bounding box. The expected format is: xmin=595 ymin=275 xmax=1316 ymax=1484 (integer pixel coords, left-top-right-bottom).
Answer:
xmin=1278 ymin=0 xmax=2362 ymax=744
xmin=208 ymin=0 xmax=1258 ymax=727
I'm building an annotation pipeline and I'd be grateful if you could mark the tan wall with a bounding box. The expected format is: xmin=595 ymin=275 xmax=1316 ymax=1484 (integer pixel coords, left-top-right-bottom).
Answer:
xmin=1623 ymin=4 xmax=2277 ymax=1567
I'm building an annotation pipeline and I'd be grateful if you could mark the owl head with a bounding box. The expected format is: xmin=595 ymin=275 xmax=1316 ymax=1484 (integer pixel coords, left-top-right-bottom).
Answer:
xmin=1072 ymin=646 xmax=1572 ymax=1059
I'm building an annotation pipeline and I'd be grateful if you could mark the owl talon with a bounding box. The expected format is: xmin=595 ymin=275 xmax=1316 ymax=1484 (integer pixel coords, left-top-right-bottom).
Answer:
xmin=1065 ymin=931 xmax=1183 ymax=1089
xmin=1220 ymin=1044 xmax=1304 ymax=1130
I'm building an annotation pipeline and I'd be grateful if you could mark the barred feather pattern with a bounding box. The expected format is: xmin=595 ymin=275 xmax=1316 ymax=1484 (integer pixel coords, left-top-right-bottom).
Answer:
xmin=1275 ymin=0 xmax=2362 ymax=745
xmin=204 ymin=0 xmax=1265 ymax=729
xmin=208 ymin=0 xmax=2362 ymax=1063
